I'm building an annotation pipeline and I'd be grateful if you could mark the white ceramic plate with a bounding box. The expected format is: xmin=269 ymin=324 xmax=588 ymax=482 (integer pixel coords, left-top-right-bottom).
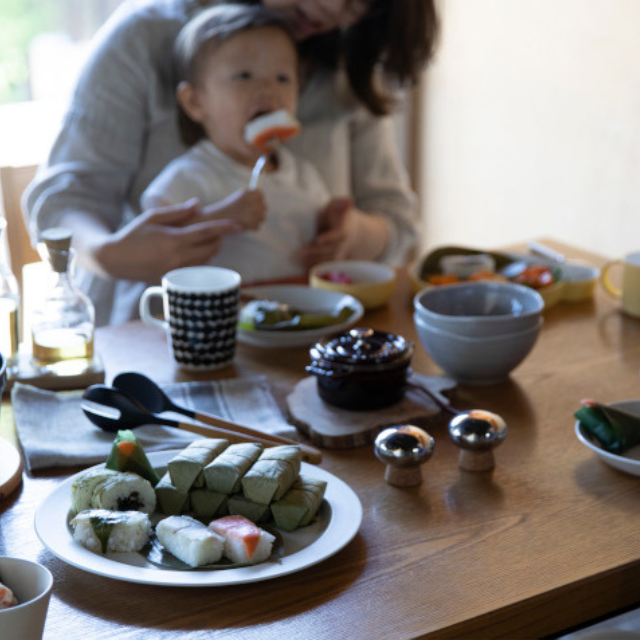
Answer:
xmin=237 ymin=285 xmax=364 ymax=348
xmin=34 ymin=452 xmax=363 ymax=586
xmin=574 ymin=400 xmax=640 ymax=476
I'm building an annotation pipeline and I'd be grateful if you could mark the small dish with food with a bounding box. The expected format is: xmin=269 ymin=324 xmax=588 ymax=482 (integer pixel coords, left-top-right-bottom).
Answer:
xmin=309 ymin=260 xmax=396 ymax=311
xmin=237 ymin=285 xmax=364 ymax=348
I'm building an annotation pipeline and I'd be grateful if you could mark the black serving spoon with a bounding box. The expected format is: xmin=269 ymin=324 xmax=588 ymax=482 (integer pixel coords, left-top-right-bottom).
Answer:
xmin=112 ymin=372 xmax=208 ymax=422
xmin=86 ymin=379 xmax=322 ymax=464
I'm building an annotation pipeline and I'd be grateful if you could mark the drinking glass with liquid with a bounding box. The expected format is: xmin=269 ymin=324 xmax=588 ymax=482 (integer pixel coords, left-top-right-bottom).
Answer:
xmin=0 ymin=218 xmax=20 ymax=371
xmin=31 ymin=228 xmax=95 ymax=374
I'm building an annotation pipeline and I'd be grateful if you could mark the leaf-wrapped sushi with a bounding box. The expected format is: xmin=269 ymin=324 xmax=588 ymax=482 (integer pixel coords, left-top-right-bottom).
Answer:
xmin=270 ymin=475 xmax=327 ymax=531
xmin=241 ymin=445 xmax=302 ymax=505
xmin=155 ymin=472 xmax=190 ymax=516
xmin=71 ymin=509 xmax=151 ymax=554
xmin=228 ymin=495 xmax=271 ymax=524
xmin=203 ymin=443 xmax=262 ymax=494
xmin=105 ymin=429 xmax=161 ymax=486
xmin=189 ymin=489 xmax=228 ymax=520
xmin=168 ymin=438 xmax=229 ymax=492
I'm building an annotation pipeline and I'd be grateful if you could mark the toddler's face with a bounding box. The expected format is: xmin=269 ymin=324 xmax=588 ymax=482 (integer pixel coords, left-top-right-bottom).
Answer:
xmin=181 ymin=26 xmax=299 ymax=166
xmin=262 ymin=0 xmax=372 ymax=39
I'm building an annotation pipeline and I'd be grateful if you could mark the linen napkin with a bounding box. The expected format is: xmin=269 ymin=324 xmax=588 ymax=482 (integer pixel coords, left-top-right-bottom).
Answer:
xmin=11 ymin=377 xmax=297 ymax=471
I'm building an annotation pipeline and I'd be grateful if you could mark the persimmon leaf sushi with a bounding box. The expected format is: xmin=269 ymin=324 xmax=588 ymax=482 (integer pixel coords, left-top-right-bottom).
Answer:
xmin=190 ymin=488 xmax=228 ymax=520
xmin=244 ymin=109 xmax=301 ymax=152
xmin=70 ymin=509 xmax=151 ymax=554
xmin=209 ymin=515 xmax=275 ymax=565
xmin=168 ymin=438 xmax=229 ymax=493
xmin=227 ymin=495 xmax=271 ymax=524
xmin=155 ymin=472 xmax=190 ymax=516
xmin=270 ymin=475 xmax=327 ymax=531
xmin=71 ymin=467 xmax=120 ymax=514
xmin=156 ymin=515 xmax=225 ymax=567
xmin=91 ymin=471 xmax=157 ymax=514
xmin=203 ymin=443 xmax=263 ymax=494
xmin=241 ymin=445 xmax=302 ymax=505
xmin=105 ymin=429 xmax=161 ymax=487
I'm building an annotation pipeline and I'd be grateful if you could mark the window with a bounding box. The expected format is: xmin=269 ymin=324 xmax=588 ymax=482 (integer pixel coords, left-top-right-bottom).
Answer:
xmin=0 ymin=0 xmax=126 ymax=165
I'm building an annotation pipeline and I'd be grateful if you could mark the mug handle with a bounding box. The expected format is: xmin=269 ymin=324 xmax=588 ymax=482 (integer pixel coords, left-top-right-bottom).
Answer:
xmin=139 ymin=286 xmax=168 ymax=330
xmin=600 ymin=259 xmax=622 ymax=299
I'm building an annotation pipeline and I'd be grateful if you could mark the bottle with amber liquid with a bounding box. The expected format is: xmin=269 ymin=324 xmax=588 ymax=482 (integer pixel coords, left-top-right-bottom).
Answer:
xmin=31 ymin=228 xmax=95 ymax=374
xmin=0 ymin=217 xmax=20 ymax=372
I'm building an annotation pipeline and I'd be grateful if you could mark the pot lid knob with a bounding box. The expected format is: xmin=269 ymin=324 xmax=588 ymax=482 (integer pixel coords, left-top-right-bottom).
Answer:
xmin=448 ymin=410 xmax=507 ymax=471
xmin=374 ymin=424 xmax=435 ymax=487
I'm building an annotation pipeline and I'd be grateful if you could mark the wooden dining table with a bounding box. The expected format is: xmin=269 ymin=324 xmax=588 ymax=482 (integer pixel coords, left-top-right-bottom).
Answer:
xmin=2 ymin=239 xmax=640 ymax=639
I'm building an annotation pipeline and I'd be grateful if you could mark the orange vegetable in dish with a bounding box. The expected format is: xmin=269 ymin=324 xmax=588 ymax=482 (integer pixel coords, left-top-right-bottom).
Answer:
xmin=428 ymin=274 xmax=460 ymax=285
xmin=513 ymin=265 xmax=555 ymax=289
xmin=467 ymin=270 xmax=507 ymax=282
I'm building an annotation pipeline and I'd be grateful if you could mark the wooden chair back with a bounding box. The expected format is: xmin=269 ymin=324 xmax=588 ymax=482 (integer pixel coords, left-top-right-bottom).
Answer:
xmin=0 ymin=164 xmax=40 ymax=292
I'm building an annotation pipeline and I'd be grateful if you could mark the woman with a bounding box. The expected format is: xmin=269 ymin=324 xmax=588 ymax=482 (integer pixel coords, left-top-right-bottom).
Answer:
xmin=24 ymin=0 xmax=439 ymax=326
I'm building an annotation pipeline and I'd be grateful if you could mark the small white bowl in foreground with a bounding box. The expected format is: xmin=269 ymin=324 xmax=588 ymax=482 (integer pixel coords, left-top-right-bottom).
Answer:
xmin=0 ymin=557 xmax=53 ymax=640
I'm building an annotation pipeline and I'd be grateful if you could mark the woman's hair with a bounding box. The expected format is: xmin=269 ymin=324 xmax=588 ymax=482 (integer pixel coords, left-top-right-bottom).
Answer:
xmin=300 ymin=0 xmax=440 ymax=115
xmin=175 ymin=4 xmax=297 ymax=145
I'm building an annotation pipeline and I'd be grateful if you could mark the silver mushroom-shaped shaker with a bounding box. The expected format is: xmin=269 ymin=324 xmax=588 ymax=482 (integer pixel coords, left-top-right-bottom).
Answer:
xmin=374 ymin=425 xmax=435 ymax=487
xmin=448 ymin=410 xmax=507 ymax=471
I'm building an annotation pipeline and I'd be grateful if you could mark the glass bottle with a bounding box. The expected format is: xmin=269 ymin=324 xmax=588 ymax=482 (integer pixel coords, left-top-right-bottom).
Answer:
xmin=0 ymin=217 xmax=20 ymax=371
xmin=31 ymin=227 xmax=95 ymax=374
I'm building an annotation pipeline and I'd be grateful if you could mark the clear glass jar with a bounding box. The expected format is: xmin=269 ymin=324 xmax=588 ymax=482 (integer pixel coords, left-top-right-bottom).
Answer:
xmin=31 ymin=227 xmax=95 ymax=373
xmin=0 ymin=218 xmax=20 ymax=372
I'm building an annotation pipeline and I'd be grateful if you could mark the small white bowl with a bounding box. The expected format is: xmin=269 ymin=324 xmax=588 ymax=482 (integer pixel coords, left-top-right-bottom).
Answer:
xmin=0 ymin=557 xmax=53 ymax=640
xmin=414 ymin=281 xmax=544 ymax=337
xmin=414 ymin=313 xmax=542 ymax=385
xmin=310 ymin=260 xmax=396 ymax=310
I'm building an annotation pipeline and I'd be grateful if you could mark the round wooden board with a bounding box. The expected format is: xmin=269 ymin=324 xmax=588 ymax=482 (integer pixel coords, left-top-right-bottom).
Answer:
xmin=287 ymin=374 xmax=457 ymax=449
xmin=0 ymin=438 xmax=23 ymax=501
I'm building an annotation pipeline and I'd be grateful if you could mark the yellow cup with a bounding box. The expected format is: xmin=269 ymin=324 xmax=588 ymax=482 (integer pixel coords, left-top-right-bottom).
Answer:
xmin=600 ymin=252 xmax=640 ymax=317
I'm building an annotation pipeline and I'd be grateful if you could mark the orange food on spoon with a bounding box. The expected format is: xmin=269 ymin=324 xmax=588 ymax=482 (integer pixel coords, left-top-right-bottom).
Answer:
xmin=245 ymin=109 xmax=301 ymax=152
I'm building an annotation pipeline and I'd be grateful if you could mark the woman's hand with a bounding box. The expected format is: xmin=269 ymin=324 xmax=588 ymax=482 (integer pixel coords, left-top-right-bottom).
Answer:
xmin=81 ymin=199 xmax=242 ymax=282
xmin=298 ymin=197 xmax=352 ymax=269
xmin=299 ymin=196 xmax=390 ymax=269
xmin=201 ymin=188 xmax=266 ymax=231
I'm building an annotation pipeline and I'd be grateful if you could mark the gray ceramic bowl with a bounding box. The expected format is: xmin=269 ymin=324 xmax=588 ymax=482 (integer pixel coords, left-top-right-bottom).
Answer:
xmin=413 ymin=281 xmax=544 ymax=337
xmin=414 ymin=313 xmax=542 ymax=385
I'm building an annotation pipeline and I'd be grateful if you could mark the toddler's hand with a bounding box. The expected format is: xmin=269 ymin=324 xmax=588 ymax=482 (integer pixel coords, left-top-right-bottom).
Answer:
xmin=201 ymin=188 xmax=266 ymax=231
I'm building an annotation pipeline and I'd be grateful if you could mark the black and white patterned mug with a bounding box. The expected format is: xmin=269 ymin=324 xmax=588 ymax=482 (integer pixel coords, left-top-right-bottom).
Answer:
xmin=139 ymin=267 xmax=241 ymax=370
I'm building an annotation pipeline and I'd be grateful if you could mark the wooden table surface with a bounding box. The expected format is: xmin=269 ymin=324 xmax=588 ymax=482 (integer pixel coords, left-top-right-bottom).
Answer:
xmin=3 ymin=239 xmax=640 ymax=639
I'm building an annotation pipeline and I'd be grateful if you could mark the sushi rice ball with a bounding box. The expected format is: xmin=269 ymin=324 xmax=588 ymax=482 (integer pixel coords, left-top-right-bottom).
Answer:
xmin=156 ymin=516 xmax=224 ymax=567
xmin=209 ymin=515 xmax=275 ymax=565
xmin=71 ymin=509 xmax=151 ymax=554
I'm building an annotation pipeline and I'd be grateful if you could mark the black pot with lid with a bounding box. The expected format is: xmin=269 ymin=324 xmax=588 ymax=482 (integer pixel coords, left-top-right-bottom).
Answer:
xmin=307 ymin=327 xmax=413 ymax=411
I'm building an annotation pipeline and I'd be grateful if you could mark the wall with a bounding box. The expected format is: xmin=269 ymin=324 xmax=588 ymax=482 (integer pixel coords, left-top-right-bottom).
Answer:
xmin=419 ymin=0 xmax=640 ymax=259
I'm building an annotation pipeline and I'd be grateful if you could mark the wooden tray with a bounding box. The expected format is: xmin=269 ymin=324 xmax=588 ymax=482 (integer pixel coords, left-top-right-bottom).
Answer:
xmin=287 ymin=374 xmax=456 ymax=449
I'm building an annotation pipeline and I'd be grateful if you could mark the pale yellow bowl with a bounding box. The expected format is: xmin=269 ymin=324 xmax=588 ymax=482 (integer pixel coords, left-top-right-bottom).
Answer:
xmin=309 ymin=260 xmax=396 ymax=310
xmin=408 ymin=257 xmax=573 ymax=309
xmin=559 ymin=260 xmax=600 ymax=301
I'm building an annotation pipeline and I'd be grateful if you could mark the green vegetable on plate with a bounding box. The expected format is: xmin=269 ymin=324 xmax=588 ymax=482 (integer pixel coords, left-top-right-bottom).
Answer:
xmin=105 ymin=429 xmax=161 ymax=487
xmin=238 ymin=299 xmax=354 ymax=331
xmin=575 ymin=400 xmax=640 ymax=454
